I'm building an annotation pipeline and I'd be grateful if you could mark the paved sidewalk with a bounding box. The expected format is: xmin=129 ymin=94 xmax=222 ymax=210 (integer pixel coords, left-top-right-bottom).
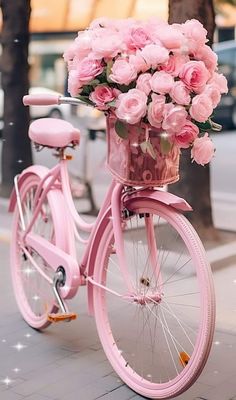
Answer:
xmin=1 ymin=197 xmax=236 ymax=400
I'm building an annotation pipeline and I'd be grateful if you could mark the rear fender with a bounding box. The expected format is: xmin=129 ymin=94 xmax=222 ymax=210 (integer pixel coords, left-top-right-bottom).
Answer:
xmin=8 ymin=165 xmax=51 ymax=212
xmin=124 ymin=189 xmax=192 ymax=212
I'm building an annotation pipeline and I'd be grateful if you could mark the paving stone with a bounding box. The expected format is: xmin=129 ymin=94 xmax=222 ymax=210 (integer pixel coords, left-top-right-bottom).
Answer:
xmin=37 ymin=371 xmax=95 ymax=398
xmin=17 ymin=394 xmax=54 ymax=400
xmin=58 ymin=375 xmax=124 ymax=400
xmin=203 ymin=376 xmax=236 ymax=400
xmin=95 ymin=384 xmax=135 ymax=399
xmin=0 ymin=389 xmax=24 ymax=400
xmin=0 ymin=377 xmax=25 ymax=390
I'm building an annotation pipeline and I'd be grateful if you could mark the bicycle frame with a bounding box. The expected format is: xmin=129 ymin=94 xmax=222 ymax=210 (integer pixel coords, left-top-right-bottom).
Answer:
xmin=9 ymin=153 xmax=192 ymax=314
xmin=8 ymin=94 xmax=193 ymax=314
xmin=8 ymin=94 xmax=216 ymax=397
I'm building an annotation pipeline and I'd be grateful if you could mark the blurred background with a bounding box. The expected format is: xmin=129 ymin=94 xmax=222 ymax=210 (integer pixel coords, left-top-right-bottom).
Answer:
xmin=0 ymin=0 xmax=236 ymax=229
xmin=0 ymin=0 xmax=235 ymax=102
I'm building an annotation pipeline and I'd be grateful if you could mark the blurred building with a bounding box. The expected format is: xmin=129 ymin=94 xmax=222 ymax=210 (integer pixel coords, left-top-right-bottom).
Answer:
xmin=0 ymin=0 xmax=236 ymax=92
xmin=28 ymin=0 xmax=169 ymax=92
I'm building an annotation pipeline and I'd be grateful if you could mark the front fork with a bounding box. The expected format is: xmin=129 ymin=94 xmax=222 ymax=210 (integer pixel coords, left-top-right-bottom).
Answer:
xmin=110 ymin=184 xmax=134 ymax=294
xmin=111 ymin=185 xmax=162 ymax=295
xmin=145 ymin=213 xmax=163 ymax=291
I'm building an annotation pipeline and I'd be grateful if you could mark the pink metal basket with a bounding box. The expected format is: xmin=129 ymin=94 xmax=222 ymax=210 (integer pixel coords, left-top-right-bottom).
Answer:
xmin=106 ymin=117 xmax=180 ymax=187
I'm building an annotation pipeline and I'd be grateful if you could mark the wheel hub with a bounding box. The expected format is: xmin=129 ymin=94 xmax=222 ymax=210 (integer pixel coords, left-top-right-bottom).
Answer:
xmin=133 ymin=292 xmax=162 ymax=305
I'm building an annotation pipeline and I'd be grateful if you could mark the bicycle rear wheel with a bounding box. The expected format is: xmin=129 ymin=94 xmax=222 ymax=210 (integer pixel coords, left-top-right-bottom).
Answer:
xmin=93 ymin=199 xmax=215 ymax=399
xmin=11 ymin=173 xmax=68 ymax=329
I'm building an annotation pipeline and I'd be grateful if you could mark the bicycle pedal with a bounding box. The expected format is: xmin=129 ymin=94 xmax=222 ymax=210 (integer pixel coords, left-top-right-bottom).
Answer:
xmin=179 ymin=351 xmax=190 ymax=367
xmin=47 ymin=312 xmax=77 ymax=323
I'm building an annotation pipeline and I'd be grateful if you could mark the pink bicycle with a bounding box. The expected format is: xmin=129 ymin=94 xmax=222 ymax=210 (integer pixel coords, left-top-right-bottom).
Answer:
xmin=9 ymin=94 xmax=215 ymax=399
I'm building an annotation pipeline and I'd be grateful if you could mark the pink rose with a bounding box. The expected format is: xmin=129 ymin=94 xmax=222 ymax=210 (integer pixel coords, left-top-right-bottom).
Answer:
xmin=124 ymin=26 xmax=151 ymax=50
xmin=173 ymin=121 xmax=199 ymax=148
xmin=160 ymin=54 xmax=190 ymax=77
xmin=68 ymin=70 xmax=83 ymax=97
xmin=140 ymin=44 xmax=169 ymax=68
xmin=202 ymin=84 xmax=221 ymax=108
xmin=89 ymin=85 xmax=116 ymax=109
xmin=144 ymin=17 xmax=167 ymax=32
xmin=182 ymin=19 xmax=208 ymax=52
xmin=190 ymin=94 xmax=213 ymax=122
xmin=179 ymin=61 xmax=210 ymax=93
xmin=170 ymin=81 xmax=191 ymax=105
xmin=191 ymin=133 xmax=215 ymax=165
xmin=144 ymin=17 xmax=168 ymax=40
xmin=114 ymin=17 xmax=138 ymax=31
xmin=147 ymin=94 xmax=165 ymax=128
xmin=208 ymin=72 xmax=228 ymax=94
xmin=151 ymin=25 xmax=185 ymax=50
xmin=115 ymin=89 xmax=147 ymax=124
xmin=194 ymin=45 xmax=218 ymax=74
xmin=63 ymin=43 xmax=76 ymax=64
xmin=150 ymin=71 xmax=174 ymax=94
xmin=136 ymin=73 xmax=152 ymax=95
xmin=76 ymin=57 xmax=104 ymax=84
xmin=73 ymin=31 xmax=93 ymax=60
xmin=162 ymin=103 xmax=188 ymax=133
xmin=109 ymin=59 xmax=137 ymax=86
xmin=91 ymin=30 xmax=123 ymax=59
xmin=129 ymin=53 xmax=149 ymax=73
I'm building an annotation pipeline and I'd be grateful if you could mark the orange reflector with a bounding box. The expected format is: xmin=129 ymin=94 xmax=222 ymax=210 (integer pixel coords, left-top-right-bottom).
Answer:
xmin=179 ymin=351 xmax=190 ymax=367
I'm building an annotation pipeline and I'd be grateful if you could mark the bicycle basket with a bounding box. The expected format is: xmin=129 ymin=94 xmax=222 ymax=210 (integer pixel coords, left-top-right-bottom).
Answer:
xmin=106 ymin=116 xmax=180 ymax=187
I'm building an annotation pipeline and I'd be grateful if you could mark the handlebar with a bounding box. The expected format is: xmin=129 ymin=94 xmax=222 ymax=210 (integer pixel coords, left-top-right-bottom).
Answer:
xmin=23 ymin=94 xmax=88 ymax=107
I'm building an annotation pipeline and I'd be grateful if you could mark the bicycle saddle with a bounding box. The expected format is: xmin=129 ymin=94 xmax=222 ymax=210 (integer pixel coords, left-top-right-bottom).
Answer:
xmin=29 ymin=118 xmax=80 ymax=148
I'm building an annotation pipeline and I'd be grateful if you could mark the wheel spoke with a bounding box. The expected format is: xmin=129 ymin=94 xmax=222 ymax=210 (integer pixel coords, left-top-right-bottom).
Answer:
xmin=11 ymin=177 xmax=58 ymax=329
xmin=93 ymin=200 xmax=215 ymax=396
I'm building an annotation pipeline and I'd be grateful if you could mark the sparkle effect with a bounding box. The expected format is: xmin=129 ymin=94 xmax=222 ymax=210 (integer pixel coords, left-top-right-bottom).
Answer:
xmin=1 ymin=376 xmax=14 ymax=386
xmin=22 ymin=267 xmax=34 ymax=276
xmin=12 ymin=342 xmax=27 ymax=351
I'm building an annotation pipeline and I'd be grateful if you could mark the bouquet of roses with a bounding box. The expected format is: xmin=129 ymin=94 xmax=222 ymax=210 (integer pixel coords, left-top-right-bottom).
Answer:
xmin=64 ymin=17 xmax=228 ymax=165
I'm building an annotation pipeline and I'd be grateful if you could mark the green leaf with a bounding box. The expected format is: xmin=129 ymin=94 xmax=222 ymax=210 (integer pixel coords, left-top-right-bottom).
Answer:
xmin=88 ymin=79 xmax=100 ymax=86
xmin=117 ymin=81 xmax=136 ymax=93
xmin=77 ymin=95 xmax=94 ymax=106
xmin=81 ymin=85 xmax=93 ymax=96
xmin=160 ymin=136 xmax=171 ymax=155
xmin=140 ymin=141 xmax=156 ymax=160
xmin=195 ymin=120 xmax=212 ymax=131
xmin=107 ymin=100 xmax=116 ymax=107
xmin=115 ymin=120 xmax=129 ymax=139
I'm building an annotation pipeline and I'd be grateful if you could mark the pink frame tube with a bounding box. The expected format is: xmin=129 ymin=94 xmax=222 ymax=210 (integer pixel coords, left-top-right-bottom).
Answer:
xmin=22 ymin=163 xmax=61 ymax=241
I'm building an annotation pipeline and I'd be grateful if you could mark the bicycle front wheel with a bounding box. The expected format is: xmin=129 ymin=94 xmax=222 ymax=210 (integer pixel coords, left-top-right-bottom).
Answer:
xmin=93 ymin=199 xmax=215 ymax=399
xmin=11 ymin=173 xmax=68 ymax=330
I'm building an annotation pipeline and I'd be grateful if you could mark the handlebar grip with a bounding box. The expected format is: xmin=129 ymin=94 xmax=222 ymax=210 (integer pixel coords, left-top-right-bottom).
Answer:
xmin=23 ymin=94 xmax=60 ymax=106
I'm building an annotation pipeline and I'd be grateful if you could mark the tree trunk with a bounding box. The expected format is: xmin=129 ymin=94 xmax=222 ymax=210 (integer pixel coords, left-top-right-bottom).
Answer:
xmin=168 ymin=0 xmax=217 ymax=240
xmin=0 ymin=0 xmax=32 ymax=197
